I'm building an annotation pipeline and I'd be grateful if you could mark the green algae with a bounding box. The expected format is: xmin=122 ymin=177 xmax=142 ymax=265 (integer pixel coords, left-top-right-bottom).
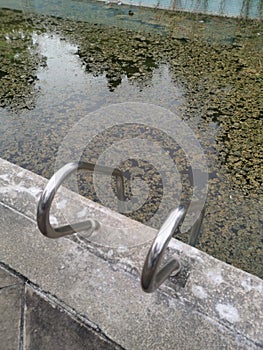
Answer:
xmin=0 ymin=9 xmax=47 ymax=110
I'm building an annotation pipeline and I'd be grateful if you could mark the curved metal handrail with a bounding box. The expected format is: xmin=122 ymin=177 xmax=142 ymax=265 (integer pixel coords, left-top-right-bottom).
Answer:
xmin=141 ymin=206 xmax=185 ymax=293
xmin=141 ymin=205 xmax=205 ymax=293
xmin=37 ymin=161 xmax=125 ymax=239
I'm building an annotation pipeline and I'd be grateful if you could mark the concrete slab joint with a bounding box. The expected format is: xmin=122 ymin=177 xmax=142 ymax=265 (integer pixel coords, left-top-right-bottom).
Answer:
xmin=0 ymin=158 xmax=262 ymax=350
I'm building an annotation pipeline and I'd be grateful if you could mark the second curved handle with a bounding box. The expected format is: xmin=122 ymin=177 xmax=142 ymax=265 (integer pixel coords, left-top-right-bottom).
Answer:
xmin=141 ymin=206 xmax=185 ymax=293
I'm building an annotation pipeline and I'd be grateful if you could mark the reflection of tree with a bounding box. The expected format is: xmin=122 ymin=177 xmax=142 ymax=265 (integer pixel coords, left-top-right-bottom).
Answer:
xmin=74 ymin=29 xmax=159 ymax=91
xmin=170 ymin=0 xmax=182 ymax=11
xmin=170 ymin=0 xmax=209 ymax=13
xmin=241 ymin=0 xmax=252 ymax=18
xmin=218 ymin=0 xmax=225 ymax=15
xmin=240 ymin=0 xmax=263 ymax=19
xmin=0 ymin=9 xmax=45 ymax=110
xmin=258 ymin=0 xmax=263 ymax=17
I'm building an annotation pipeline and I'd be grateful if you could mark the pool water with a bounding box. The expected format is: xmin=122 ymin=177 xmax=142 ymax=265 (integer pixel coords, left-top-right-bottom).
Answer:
xmin=0 ymin=3 xmax=262 ymax=278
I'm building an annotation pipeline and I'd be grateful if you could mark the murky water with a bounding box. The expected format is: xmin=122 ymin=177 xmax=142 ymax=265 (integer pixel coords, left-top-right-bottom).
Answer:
xmin=0 ymin=3 xmax=262 ymax=277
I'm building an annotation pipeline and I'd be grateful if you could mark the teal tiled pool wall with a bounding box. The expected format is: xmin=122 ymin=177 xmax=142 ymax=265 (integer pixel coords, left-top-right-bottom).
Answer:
xmin=1 ymin=0 xmax=263 ymax=19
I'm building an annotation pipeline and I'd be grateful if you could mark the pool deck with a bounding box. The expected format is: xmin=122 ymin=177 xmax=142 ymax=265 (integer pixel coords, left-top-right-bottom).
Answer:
xmin=0 ymin=157 xmax=262 ymax=349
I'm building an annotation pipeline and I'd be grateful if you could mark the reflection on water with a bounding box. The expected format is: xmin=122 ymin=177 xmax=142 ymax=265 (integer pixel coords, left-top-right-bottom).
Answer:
xmin=169 ymin=0 xmax=263 ymax=18
xmin=0 ymin=7 xmax=262 ymax=278
xmin=34 ymin=33 xmax=108 ymax=106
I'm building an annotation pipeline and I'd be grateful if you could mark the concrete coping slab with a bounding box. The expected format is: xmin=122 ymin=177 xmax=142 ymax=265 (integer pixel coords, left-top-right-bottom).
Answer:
xmin=0 ymin=157 xmax=262 ymax=349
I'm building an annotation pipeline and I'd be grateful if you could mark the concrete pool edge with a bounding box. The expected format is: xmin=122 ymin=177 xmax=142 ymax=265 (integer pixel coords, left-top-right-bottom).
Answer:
xmin=0 ymin=157 xmax=262 ymax=349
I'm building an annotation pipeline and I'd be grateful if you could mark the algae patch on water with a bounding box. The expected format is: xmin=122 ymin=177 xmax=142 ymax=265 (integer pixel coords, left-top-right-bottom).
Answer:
xmin=0 ymin=9 xmax=46 ymax=110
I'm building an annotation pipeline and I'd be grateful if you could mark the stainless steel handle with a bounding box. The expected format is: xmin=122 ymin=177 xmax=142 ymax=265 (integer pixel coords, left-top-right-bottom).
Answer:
xmin=141 ymin=206 xmax=185 ymax=293
xmin=141 ymin=205 xmax=205 ymax=293
xmin=37 ymin=161 xmax=125 ymax=239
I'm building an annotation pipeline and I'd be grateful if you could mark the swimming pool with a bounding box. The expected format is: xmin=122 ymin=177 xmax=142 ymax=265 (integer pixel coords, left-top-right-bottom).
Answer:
xmin=0 ymin=2 xmax=262 ymax=278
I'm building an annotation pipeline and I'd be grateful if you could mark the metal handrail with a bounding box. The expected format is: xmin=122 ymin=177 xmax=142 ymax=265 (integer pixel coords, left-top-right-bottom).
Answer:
xmin=141 ymin=205 xmax=205 ymax=293
xmin=37 ymin=160 xmax=205 ymax=293
xmin=141 ymin=206 xmax=185 ymax=293
xmin=37 ymin=161 xmax=125 ymax=239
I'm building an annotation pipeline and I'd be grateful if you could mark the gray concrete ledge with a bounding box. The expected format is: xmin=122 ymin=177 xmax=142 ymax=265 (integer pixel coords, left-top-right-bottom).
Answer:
xmin=0 ymin=158 xmax=262 ymax=349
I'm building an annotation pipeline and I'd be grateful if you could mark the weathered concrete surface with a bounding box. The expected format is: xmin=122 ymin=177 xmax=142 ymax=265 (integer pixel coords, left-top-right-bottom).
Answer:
xmin=0 ymin=267 xmax=21 ymax=289
xmin=0 ymin=158 xmax=263 ymax=349
xmin=24 ymin=287 xmax=117 ymax=350
xmin=0 ymin=266 xmax=119 ymax=350
xmin=0 ymin=270 xmax=23 ymax=350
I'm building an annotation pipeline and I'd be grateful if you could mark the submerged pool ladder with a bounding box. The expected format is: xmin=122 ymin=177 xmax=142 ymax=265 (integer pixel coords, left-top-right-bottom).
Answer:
xmin=37 ymin=161 xmax=205 ymax=293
